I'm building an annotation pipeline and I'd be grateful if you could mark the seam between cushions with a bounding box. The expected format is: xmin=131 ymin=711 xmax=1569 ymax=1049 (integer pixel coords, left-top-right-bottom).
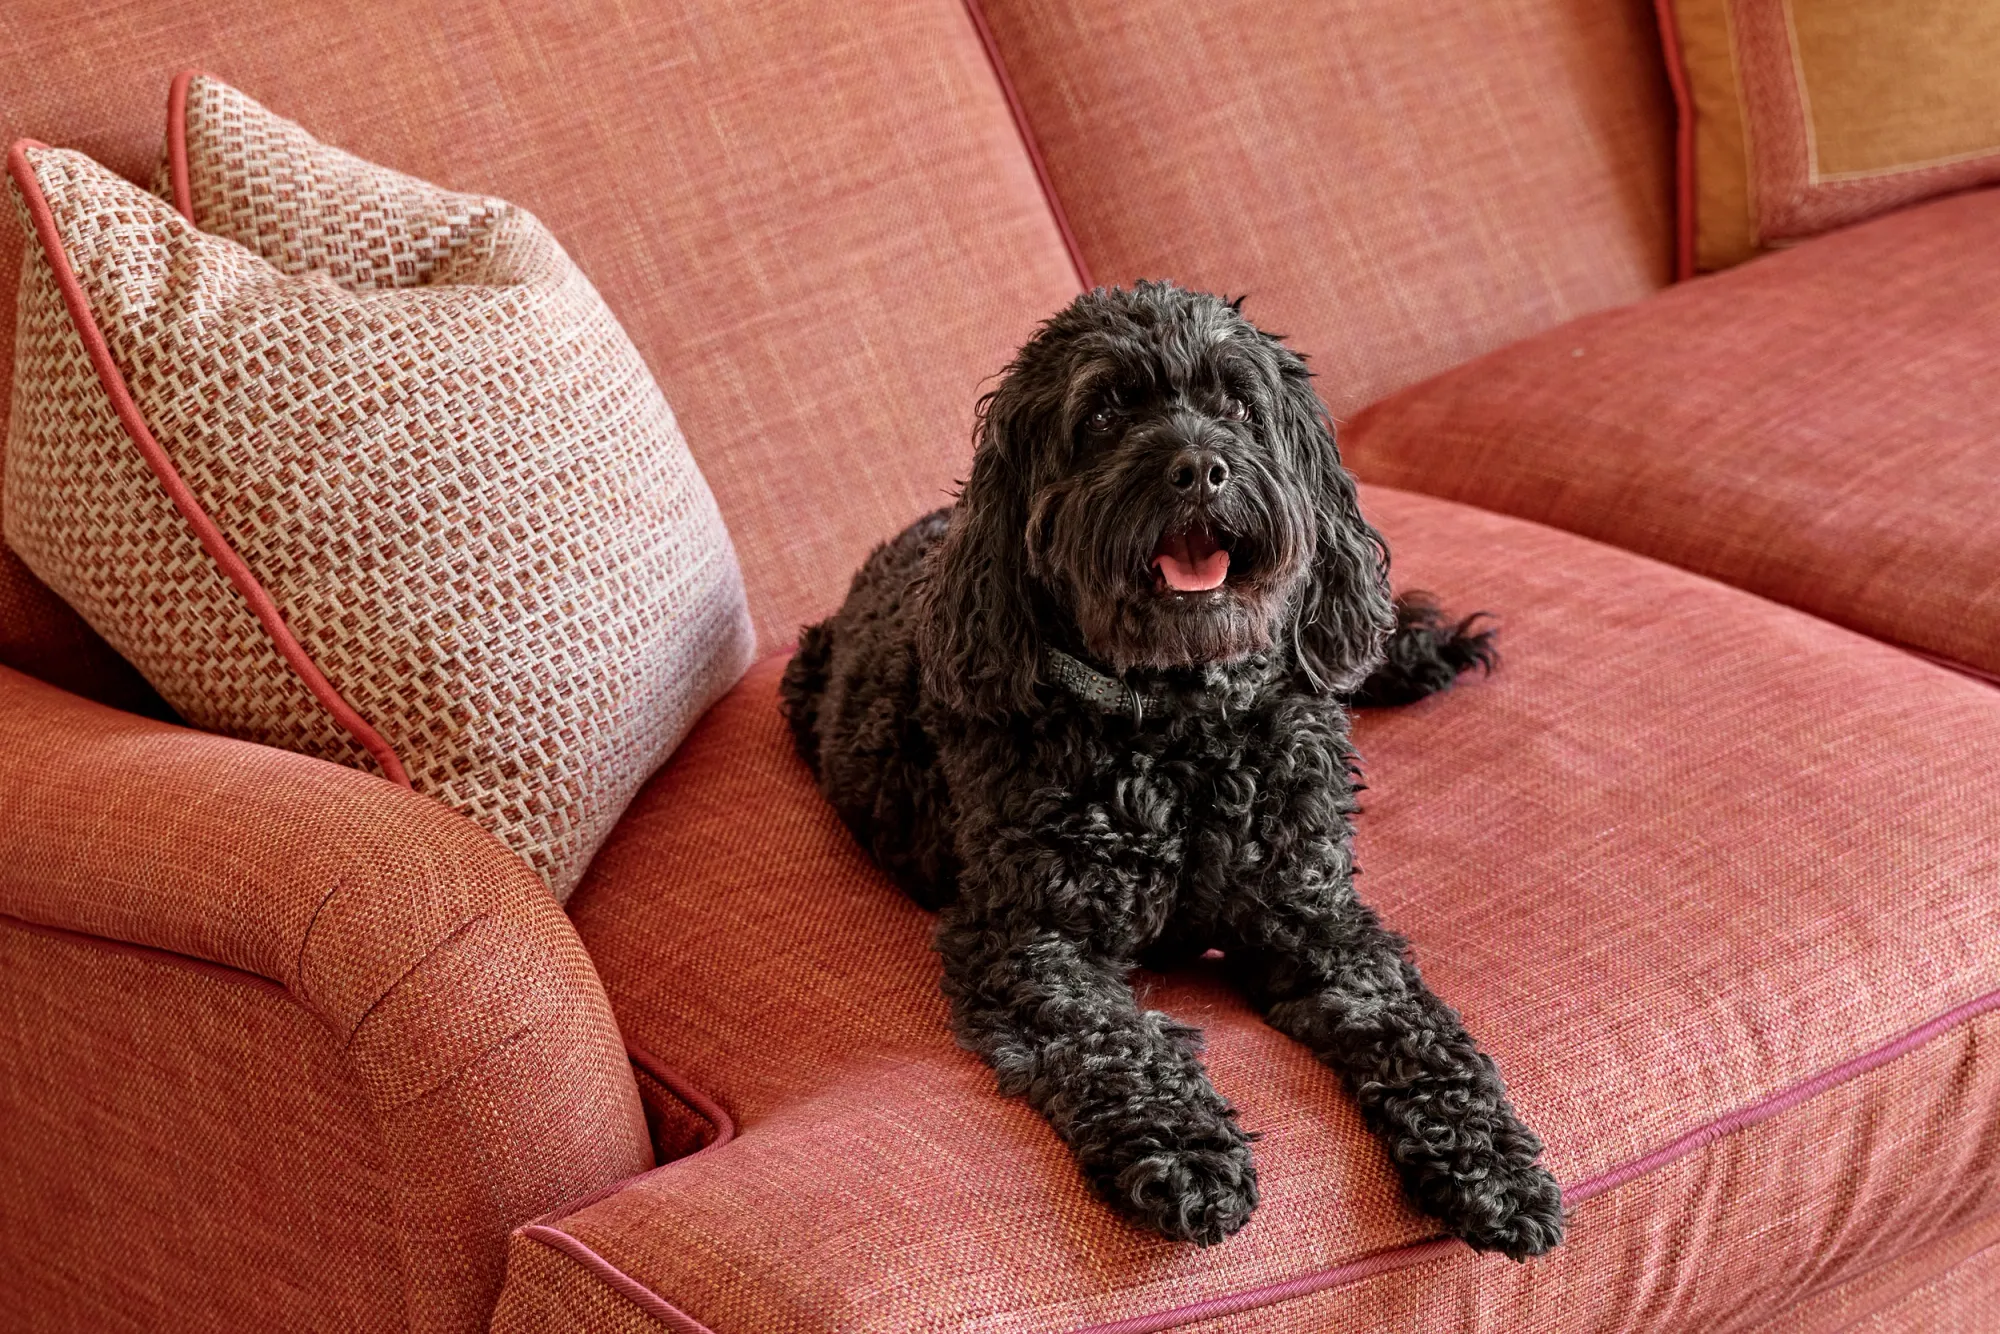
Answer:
xmin=626 ymin=1042 xmax=739 ymax=1158
xmin=5 ymin=138 xmax=411 ymax=788
xmin=1905 ymin=646 xmax=2000 ymax=692
xmin=1652 ymin=0 xmax=1698 ymax=281
xmin=959 ymin=0 xmax=1093 ymax=293
xmin=523 ymin=983 xmax=2000 ymax=1334
xmin=525 ymin=1045 xmax=740 ymax=1229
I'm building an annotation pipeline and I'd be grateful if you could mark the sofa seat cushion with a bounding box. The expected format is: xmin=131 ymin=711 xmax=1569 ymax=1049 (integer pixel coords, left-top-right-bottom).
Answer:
xmin=501 ymin=488 xmax=2000 ymax=1333
xmin=1346 ymin=187 xmax=2000 ymax=684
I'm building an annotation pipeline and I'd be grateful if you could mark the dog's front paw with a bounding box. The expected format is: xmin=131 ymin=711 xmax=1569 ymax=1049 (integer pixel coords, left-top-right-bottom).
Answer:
xmin=1112 ymin=1137 xmax=1259 ymax=1246
xmin=1076 ymin=1096 xmax=1260 ymax=1246
xmin=1434 ymin=1153 xmax=1565 ymax=1261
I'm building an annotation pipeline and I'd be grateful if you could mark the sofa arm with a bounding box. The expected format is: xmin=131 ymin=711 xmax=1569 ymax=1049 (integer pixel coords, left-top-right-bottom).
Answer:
xmin=0 ymin=664 xmax=653 ymax=1329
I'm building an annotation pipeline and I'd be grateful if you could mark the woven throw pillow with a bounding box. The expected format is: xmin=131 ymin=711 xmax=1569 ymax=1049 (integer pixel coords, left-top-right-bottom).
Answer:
xmin=4 ymin=75 xmax=753 ymax=898
xmin=1659 ymin=0 xmax=2000 ymax=273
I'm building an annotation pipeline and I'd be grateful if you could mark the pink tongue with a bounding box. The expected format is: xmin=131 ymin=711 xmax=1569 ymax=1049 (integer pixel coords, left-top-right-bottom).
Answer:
xmin=1153 ymin=531 xmax=1230 ymax=591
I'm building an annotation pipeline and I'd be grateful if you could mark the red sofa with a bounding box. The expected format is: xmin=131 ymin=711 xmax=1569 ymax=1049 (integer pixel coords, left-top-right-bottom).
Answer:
xmin=3 ymin=1 xmax=1996 ymax=1330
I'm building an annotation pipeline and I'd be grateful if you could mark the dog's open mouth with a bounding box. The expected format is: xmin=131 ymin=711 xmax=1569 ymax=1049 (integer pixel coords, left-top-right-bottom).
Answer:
xmin=1151 ymin=520 xmax=1231 ymax=593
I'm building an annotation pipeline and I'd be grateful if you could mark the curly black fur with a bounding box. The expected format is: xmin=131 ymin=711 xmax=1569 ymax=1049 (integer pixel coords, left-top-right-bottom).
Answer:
xmin=1345 ymin=594 xmax=1497 ymax=709
xmin=781 ymin=283 xmax=1561 ymax=1257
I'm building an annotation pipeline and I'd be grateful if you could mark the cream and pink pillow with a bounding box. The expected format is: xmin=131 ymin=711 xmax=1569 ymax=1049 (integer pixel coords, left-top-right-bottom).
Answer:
xmin=5 ymin=75 xmax=753 ymax=898
xmin=1659 ymin=0 xmax=2000 ymax=273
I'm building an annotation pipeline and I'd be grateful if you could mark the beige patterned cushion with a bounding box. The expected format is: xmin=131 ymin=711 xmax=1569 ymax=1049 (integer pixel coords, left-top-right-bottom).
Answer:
xmin=4 ymin=76 xmax=753 ymax=898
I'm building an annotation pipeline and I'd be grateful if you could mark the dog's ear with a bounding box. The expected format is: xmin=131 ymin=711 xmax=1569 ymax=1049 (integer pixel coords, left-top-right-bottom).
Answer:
xmin=1270 ymin=352 xmax=1396 ymax=693
xmin=917 ymin=384 xmax=1045 ymax=718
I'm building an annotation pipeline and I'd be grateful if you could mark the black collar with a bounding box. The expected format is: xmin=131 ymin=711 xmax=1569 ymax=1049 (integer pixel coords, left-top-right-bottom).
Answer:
xmin=1042 ymin=647 xmax=1170 ymax=724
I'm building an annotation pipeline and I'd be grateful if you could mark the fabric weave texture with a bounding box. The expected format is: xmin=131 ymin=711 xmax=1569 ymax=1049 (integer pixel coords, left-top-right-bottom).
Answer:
xmin=972 ymin=0 xmax=1675 ymax=417
xmin=497 ymin=489 xmax=2000 ymax=1332
xmin=5 ymin=76 xmax=754 ymax=896
xmin=1661 ymin=0 xmax=2000 ymax=270
xmin=1346 ymin=188 xmax=2000 ymax=684
xmin=0 ymin=661 xmax=655 ymax=1330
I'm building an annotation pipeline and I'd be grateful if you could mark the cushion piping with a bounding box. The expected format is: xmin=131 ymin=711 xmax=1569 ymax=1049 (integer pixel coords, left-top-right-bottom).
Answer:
xmin=626 ymin=1041 xmax=738 ymax=1156
xmin=519 ymin=1045 xmax=737 ymax=1234
xmin=0 ymin=910 xmax=289 ymax=1001
xmin=518 ymin=1225 xmax=719 ymax=1334
xmin=1651 ymin=0 xmax=1698 ymax=281
xmin=519 ymin=981 xmax=2000 ymax=1333
xmin=166 ymin=69 xmax=196 ymax=222
xmin=4 ymin=138 xmax=411 ymax=788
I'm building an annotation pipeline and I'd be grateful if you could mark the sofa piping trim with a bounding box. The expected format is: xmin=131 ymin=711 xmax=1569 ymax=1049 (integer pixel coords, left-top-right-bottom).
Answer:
xmin=1070 ymin=982 xmax=2000 ymax=1333
xmin=1652 ymin=0 xmax=1698 ymax=281
xmin=166 ymin=69 xmax=197 ymax=221
xmin=524 ymin=1045 xmax=739 ymax=1231
xmin=5 ymin=135 xmax=411 ymax=788
xmin=519 ymin=1226 xmax=720 ymax=1334
xmin=519 ymin=982 xmax=2000 ymax=1334
xmin=959 ymin=0 xmax=1094 ymax=292
xmin=628 ymin=1042 xmax=738 ymax=1158
xmin=0 ymin=911 xmax=289 ymax=1000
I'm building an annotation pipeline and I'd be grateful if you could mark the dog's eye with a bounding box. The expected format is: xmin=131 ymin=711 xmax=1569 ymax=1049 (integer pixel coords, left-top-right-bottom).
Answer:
xmin=1221 ymin=398 xmax=1250 ymax=423
xmin=1085 ymin=408 xmax=1115 ymax=433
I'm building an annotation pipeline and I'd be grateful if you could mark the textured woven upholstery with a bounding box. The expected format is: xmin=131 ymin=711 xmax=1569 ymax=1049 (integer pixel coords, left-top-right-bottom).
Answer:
xmin=8 ymin=75 xmax=753 ymax=897
xmin=0 ymin=918 xmax=409 ymax=1333
xmin=0 ymin=0 xmax=1079 ymax=686
xmin=1759 ymin=1214 xmax=2000 ymax=1334
xmin=1346 ymin=188 xmax=2000 ymax=683
xmin=971 ymin=0 xmax=1676 ymax=417
xmin=0 ymin=663 xmax=653 ymax=1331
xmin=5 ymin=0 xmax=1999 ymax=1326
xmin=492 ymin=488 xmax=2000 ymax=1332
xmin=1857 ymin=1241 xmax=2000 ymax=1334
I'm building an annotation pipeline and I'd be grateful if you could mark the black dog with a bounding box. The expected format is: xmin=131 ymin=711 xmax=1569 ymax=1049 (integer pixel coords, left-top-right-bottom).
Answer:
xmin=780 ymin=282 xmax=1563 ymax=1257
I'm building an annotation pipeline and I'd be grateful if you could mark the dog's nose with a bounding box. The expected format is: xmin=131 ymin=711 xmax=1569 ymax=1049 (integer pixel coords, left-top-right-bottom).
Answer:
xmin=1168 ymin=448 xmax=1230 ymax=499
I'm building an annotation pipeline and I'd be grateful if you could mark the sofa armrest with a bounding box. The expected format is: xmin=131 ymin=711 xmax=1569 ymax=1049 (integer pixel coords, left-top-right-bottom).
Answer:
xmin=0 ymin=664 xmax=653 ymax=1328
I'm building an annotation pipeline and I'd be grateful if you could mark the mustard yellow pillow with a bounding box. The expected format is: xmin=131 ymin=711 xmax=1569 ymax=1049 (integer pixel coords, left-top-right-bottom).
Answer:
xmin=1659 ymin=0 xmax=2000 ymax=272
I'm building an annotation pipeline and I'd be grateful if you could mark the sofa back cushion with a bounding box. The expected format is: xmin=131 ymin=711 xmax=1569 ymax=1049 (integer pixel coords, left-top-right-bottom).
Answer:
xmin=973 ymin=0 xmax=1677 ymax=417
xmin=0 ymin=0 xmax=1081 ymax=697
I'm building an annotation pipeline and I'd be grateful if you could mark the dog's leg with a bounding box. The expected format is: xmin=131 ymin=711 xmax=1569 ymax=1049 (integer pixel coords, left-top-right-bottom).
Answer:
xmin=935 ymin=901 xmax=1259 ymax=1245
xmin=1225 ymin=896 xmax=1564 ymax=1259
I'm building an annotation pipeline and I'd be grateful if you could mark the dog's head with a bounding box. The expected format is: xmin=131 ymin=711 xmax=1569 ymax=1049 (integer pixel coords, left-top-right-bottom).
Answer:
xmin=920 ymin=281 xmax=1394 ymax=717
